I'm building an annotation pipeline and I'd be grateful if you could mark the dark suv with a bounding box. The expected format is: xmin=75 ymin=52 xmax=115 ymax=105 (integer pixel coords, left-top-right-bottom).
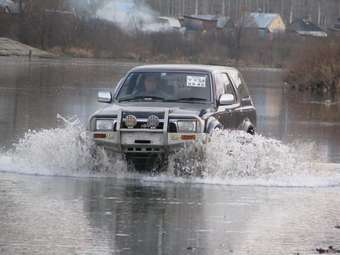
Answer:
xmin=88 ymin=65 xmax=256 ymax=168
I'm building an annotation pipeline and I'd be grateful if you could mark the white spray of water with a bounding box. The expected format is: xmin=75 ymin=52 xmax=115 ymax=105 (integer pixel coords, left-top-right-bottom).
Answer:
xmin=0 ymin=117 xmax=339 ymax=187
xmin=0 ymin=115 xmax=127 ymax=177
xmin=151 ymin=130 xmax=340 ymax=187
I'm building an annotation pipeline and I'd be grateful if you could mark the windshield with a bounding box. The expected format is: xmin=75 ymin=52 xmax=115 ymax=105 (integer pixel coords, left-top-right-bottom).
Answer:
xmin=116 ymin=72 xmax=211 ymax=103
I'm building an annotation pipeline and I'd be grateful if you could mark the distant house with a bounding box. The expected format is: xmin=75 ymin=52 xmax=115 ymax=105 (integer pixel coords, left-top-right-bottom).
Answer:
xmin=158 ymin=16 xmax=182 ymax=31
xmin=216 ymin=16 xmax=234 ymax=30
xmin=243 ymin=12 xmax=286 ymax=35
xmin=183 ymin=15 xmax=234 ymax=32
xmin=328 ymin=18 xmax=340 ymax=33
xmin=44 ymin=9 xmax=76 ymax=18
xmin=290 ymin=19 xmax=327 ymax=37
xmin=334 ymin=18 xmax=340 ymax=30
xmin=0 ymin=0 xmax=19 ymax=15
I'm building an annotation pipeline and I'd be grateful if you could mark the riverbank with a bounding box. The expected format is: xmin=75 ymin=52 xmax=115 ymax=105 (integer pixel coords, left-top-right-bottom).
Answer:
xmin=0 ymin=36 xmax=287 ymax=68
xmin=0 ymin=38 xmax=54 ymax=58
xmin=0 ymin=55 xmax=284 ymax=72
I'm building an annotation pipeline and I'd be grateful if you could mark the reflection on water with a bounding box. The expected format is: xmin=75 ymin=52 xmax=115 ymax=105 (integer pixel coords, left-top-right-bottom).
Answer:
xmin=243 ymin=69 xmax=340 ymax=162
xmin=0 ymin=58 xmax=132 ymax=148
xmin=1 ymin=173 xmax=340 ymax=255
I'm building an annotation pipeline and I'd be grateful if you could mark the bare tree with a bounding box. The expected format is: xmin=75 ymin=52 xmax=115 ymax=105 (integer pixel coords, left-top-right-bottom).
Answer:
xmin=145 ymin=0 xmax=339 ymax=27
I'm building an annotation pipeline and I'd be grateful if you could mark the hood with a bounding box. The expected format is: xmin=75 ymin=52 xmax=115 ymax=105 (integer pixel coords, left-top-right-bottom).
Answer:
xmin=91 ymin=101 xmax=215 ymax=119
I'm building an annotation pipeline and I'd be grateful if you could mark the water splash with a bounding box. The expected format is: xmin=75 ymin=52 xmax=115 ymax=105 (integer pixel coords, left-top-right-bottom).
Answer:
xmin=0 ymin=115 xmax=127 ymax=177
xmin=0 ymin=117 xmax=339 ymax=187
xmin=204 ymin=130 xmax=316 ymax=178
xmin=159 ymin=130 xmax=340 ymax=187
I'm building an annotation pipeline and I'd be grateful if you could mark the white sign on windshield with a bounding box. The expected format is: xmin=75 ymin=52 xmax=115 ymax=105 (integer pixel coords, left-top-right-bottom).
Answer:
xmin=186 ymin=76 xmax=206 ymax=88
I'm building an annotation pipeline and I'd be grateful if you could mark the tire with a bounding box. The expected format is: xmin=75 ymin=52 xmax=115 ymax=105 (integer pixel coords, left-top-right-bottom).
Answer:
xmin=247 ymin=126 xmax=256 ymax=135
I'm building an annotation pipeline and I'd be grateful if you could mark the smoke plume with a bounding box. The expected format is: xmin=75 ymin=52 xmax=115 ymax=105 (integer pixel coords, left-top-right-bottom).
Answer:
xmin=69 ymin=0 xmax=170 ymax=33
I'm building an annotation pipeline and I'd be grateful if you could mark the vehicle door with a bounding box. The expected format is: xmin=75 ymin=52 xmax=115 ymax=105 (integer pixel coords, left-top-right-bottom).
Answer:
xmin=213 ymin=72 xmax=240 ymax=129
xmin=227 ymin=69 xmax=256 ymax=128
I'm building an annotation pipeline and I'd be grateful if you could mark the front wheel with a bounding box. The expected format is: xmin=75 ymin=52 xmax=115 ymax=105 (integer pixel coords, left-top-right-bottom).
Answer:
xmin=247 ymin=126 xmax=256 ymax=135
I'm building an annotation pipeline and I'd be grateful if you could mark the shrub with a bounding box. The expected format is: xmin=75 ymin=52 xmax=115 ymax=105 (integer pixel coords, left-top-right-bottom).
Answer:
xmin=286 ymin=39 xmax=340 ymax=93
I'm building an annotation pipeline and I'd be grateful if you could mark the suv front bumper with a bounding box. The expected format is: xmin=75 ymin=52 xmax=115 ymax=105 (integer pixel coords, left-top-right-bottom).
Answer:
xmin=92 ymin=130 xmax=207 ymax=154
xmin=90 ymin=108 xmax=207 ymax=155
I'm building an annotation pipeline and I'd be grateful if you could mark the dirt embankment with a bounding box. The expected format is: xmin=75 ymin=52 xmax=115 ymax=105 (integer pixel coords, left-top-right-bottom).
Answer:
xmin=0 ymin=38 xmax=54 ymax=58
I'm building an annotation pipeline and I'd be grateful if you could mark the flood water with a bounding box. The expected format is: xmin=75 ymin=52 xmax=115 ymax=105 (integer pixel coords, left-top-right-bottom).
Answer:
xmin=0 ymin=57 xmax=340 ymax=254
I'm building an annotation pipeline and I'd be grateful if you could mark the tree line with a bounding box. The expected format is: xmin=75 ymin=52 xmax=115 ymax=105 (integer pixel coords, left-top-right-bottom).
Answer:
xmin=12 ymin=0 xmax=340 ymax=27
xmin=2 ymin=1 xmax=339 ymax=93
xmin=147 ymin=0 xmax=340 ymax=27
xmin=9 ymin=0 xmax=340 ymax=27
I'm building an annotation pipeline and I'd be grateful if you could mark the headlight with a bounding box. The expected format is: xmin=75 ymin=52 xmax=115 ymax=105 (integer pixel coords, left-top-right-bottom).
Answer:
xmin=177 ymin=120 xmax=198 ymax=133
xmin=96 ymin=119 xmax=114 ymax=131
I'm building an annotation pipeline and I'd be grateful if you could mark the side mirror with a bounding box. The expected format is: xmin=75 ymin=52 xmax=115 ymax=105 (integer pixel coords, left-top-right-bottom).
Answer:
xmin=219 ymin=94 xmax=235 ymax=106
xmin=97 ymin=91 xmax=112 ymax=103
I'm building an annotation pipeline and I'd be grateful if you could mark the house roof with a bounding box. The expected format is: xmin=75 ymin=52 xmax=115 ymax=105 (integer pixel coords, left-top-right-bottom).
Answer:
xmin=0 ymin=0 xmax=12 ymax=6
xmin=0 ymin=0 xmax=19 ymax=14
xmin=183 ymin=15 xmax=232 ymax=30
xmin=291 ymin=19 xmax=327 ymax=37
xmin=158 ymin=16 xmax=181 ymax=28
xmin=184 ymin=15 xmax=219 ymax=22
xmin=217 ymin=16 xmax=233 ymax=28
xmin=245 ymin=12 xmax=282 ymax=29
xmin=291 ymin=19 xmax=323 ymax=32
xmin=44 ymin=9 xmax=76 ymax=16
xmin=334 ymin=18 xmax=340 ymax=29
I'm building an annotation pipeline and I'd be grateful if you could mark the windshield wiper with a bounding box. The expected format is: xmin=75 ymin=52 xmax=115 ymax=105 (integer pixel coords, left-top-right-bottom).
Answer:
xmin=119 ymin=96 xmax=165 ymax=102
xmin=176 ymin=97 xmax=208 ymax=102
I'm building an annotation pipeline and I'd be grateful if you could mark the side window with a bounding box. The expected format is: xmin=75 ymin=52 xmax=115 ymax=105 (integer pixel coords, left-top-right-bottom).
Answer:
xmin=216 ymin=73 xmax=236 ymax=98
xmin=220 ymin=73 xmax=236 ymax=96
xmin=214 ymin=73 xmax=225 ymax=100
xmin=229 ymin=70 xmax=250 ymax=99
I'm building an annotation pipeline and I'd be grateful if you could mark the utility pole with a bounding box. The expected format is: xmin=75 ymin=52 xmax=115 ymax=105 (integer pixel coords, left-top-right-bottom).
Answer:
xmin=19 ymin=0 xmax=23 ymax=15
xmin=317 ymin=0 xmax=321 ymax=25
xmin=195 ymin=0 xmax=198 ymax=15
xmin=289 ymin=0 xmax=293 ymax=24
xmin=182 ymin=0 xmax=185 ymax=15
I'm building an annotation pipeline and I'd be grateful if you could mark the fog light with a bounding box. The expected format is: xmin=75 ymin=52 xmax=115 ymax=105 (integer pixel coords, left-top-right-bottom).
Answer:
xmin=94 ymin=133 xmax=107 ymax=139
xmin=125 ymin=115 xmax=137 ymax=129
xmin=181 ymin=135 xmax=196 ymax=141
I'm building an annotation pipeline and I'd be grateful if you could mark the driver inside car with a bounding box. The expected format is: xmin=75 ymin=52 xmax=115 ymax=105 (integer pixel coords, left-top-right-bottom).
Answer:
xmin=135 ymin=75 xmax=168 ymax=98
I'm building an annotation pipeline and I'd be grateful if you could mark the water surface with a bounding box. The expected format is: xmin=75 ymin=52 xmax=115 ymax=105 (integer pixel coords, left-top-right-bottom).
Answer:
xmin=0 ymin=57 xmax=339 ymax=255
xmin=1 ymin=173 xmax=340 ymax=255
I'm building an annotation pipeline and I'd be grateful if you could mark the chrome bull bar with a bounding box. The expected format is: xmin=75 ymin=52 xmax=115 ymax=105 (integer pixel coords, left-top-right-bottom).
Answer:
xmin=92 ymin=109 xmax=206 ymax=154
xmin=116 ymin=109 xmax=170 ymax=153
